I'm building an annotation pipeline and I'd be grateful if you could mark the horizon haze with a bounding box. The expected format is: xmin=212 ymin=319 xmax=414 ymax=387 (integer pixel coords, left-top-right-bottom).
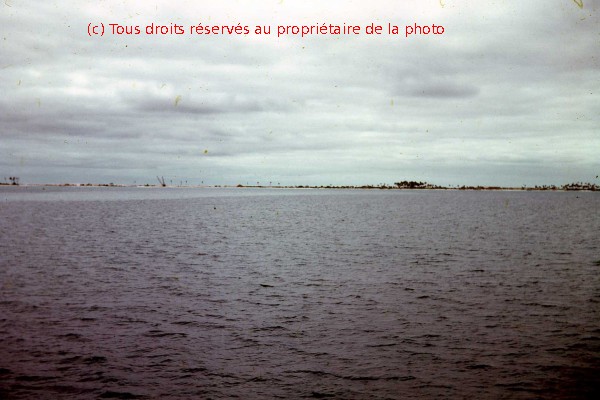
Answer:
xmin=1 ymin=1 xmax=599 ymax=187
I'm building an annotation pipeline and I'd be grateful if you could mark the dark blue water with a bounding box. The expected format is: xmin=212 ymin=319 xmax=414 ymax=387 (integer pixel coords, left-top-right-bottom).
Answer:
xmin=1 ymin=187 xmax=599 ymax=399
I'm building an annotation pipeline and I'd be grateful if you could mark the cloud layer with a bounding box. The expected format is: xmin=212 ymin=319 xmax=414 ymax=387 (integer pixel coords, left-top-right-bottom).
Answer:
xmin=1 ymin=0 xmax=599 ymax=185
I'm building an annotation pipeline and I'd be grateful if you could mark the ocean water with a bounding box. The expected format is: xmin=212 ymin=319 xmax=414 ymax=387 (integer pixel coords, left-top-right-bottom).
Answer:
xmin=1 ymin=187 xmax=599 ymax=399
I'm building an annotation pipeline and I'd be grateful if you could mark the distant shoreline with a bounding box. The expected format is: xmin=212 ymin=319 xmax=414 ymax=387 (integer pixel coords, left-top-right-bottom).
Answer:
xmin=1 ymin=182 xmax=598 ymax=191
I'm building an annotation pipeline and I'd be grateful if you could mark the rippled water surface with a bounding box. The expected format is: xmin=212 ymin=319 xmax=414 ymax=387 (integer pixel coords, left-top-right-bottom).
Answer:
xmin=1 ymin=187 xmax=599 ymax=399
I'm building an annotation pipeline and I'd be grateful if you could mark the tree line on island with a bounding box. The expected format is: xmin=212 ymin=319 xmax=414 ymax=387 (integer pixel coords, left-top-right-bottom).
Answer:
xmin=1 ymin=176 xmax=20 ymax=185
xmin=1 ymin=176 xmax=598 ymax=191
xmin=235 ymin=180 xmax=598 ymax=191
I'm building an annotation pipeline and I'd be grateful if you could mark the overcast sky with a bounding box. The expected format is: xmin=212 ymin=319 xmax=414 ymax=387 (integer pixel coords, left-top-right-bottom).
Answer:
xmin=1 ymin=0 xmax=598 ymax=186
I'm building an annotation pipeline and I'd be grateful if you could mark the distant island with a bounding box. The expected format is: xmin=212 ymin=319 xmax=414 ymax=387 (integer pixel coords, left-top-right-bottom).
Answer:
xmin=235 ymin=181 xmax=599 ymax=191
xmin=2 ymin=177 xmax=598 ymax=191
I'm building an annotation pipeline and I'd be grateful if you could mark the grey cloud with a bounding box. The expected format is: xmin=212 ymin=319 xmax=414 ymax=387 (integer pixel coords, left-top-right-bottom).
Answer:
xmin=407 ymin=82 xmax=479 ymax=98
